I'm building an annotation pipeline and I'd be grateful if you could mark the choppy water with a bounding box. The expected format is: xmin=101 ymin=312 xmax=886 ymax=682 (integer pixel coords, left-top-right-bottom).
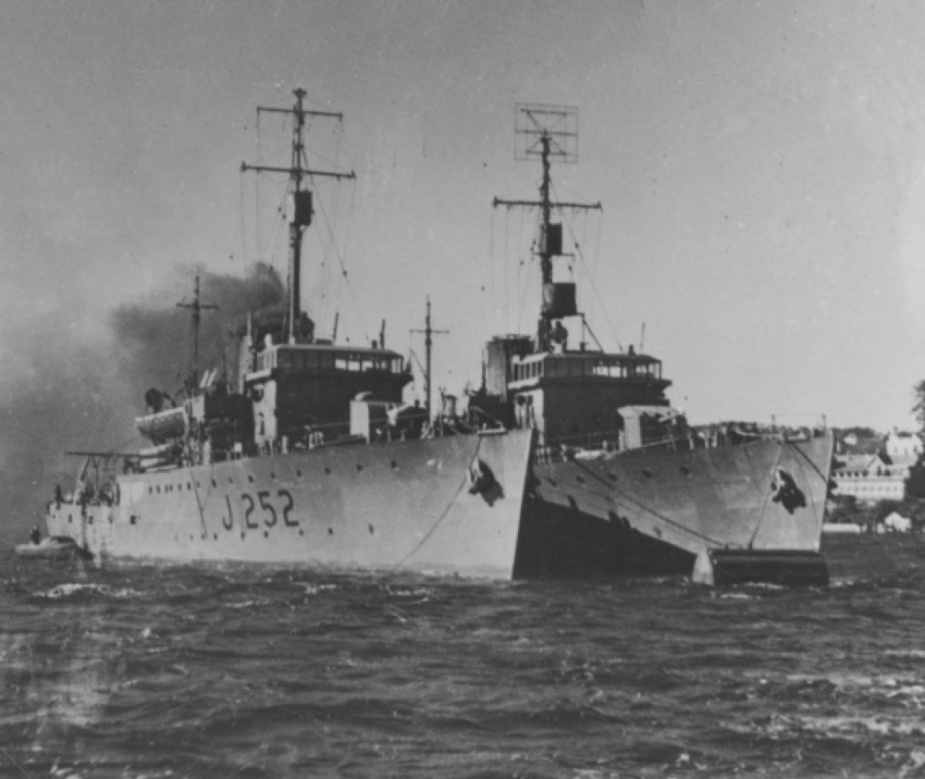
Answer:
xmin=2 ymin=534 xmax=925 ymax=778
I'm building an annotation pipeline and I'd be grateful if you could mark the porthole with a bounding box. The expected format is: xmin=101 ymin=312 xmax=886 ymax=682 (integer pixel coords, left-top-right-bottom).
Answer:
xmin=324 ymin=467 xmax=332 ymax=476
xmin=327 ymin=528 xmax=333 ymax=535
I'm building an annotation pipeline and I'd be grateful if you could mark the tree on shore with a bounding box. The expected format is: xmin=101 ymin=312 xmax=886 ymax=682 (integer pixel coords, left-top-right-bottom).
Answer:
xmin=913 ymin=380 xmax=925 ymax=432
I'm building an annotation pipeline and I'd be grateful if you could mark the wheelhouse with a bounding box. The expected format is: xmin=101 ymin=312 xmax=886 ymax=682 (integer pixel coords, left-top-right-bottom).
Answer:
xmin=243 ymin=342 xmax=412 ymax=449
xmin=507 ymin=349 xmax=672 ymax=448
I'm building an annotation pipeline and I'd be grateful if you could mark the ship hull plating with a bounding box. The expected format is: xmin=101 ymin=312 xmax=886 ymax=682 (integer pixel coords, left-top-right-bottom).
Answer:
xmin=516 ymin=433 xmax=834 ymax=583
xmin=47 ymin=431 xmax=533 ymax=580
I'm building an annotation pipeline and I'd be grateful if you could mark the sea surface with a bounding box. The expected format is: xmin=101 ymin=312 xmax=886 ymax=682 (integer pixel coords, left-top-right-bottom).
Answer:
xmin=2 ymin=533 xmax=925 ymax=779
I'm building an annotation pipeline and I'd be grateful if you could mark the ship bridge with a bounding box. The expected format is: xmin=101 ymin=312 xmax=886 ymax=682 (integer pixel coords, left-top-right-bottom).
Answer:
xmin=251 ymin=343 xmax=406 ymax=376
xmin=244 ymin=342 xmax=412 ymax=448
xmin=509 ymin=350 xmax=665 ymax=385
xmin=507 ymin=348 xmax=672 ymax=448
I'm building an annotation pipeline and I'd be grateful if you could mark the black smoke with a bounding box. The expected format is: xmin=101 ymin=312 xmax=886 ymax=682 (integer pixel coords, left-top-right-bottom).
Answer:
xmin=0 ymin=263 xmax=284 ymax=542
xmin=111 ymin=262 xmax=284 ymax=399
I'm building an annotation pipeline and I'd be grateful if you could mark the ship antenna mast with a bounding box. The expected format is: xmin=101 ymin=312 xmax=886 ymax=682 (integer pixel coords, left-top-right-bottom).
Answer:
xmin=241 ymin=88 xmax=356 ymax=343
xmin=492 ymin=104 xmax=601 ymax=351
xmin=411 ymin=296 xmax=449 ymax=420
xmin=176 ymin=272 xmax=218 ymax=391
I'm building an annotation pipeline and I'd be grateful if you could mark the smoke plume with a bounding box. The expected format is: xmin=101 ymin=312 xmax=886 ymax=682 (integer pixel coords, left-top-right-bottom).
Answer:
xmin=0 ymin=263 xmax=284 ymax=542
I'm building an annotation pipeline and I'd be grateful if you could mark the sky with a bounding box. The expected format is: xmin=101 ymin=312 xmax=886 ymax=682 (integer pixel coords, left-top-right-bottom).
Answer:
xmin=2 ymin=0 xmax=925 ymax=487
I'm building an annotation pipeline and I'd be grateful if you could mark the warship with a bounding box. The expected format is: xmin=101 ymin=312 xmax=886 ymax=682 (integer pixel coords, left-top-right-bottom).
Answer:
xmin=468 ymin=104 xmax=834 ymax=585
xmin=45 ymin=96 xmax=833 ymax=585
xmin=44 ymin=91 xmax=533 ymax=579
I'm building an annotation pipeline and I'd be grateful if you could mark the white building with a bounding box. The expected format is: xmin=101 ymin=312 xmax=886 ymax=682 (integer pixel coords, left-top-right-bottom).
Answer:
xmin=832 ymin=451 xmax=914 ymax=504
xmin=885 ymin=431 xmax=924 ymax=459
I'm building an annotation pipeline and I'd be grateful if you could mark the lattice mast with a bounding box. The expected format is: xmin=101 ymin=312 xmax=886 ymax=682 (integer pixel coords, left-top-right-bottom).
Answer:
xmin=492 ymin=104 xmax=601 ymax=352
xmin=241 ymin=88 xmax=355 ymax=343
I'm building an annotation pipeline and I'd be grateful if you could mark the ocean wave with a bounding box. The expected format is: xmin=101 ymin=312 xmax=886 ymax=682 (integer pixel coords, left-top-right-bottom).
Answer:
xmin=33 ymin=583 xmax=142 ymax=600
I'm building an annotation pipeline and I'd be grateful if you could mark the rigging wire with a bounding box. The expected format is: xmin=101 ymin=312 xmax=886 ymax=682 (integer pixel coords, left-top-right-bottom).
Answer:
xmin=488 ymin=206 xmax=499 ymax=335
xmin=548 ymin=179 xmax=624 ymax=352
xmin=516 ymin=206 xmax=530 ymax=332
xmin=238 ymin=171 xmax=248 ymax=267
xmin=311 ymin=178 xmax=368 ymax=343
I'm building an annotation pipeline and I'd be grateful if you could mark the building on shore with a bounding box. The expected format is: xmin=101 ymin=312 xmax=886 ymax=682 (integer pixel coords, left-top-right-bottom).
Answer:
xmin=831 ymin=430 xmax=923 ymax=505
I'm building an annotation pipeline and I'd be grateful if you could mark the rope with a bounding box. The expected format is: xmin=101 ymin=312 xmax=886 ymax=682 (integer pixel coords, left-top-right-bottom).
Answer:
xmin=786 ymin=438 xmax=832 ymax=485
xmin=747 ymin=441 xmax=785 ymax=549
xmin=549 ymin=180 xmax=621 ymax=351
xmin=783 ymin=440 xmax=822 ymax=527
xmin=238 ymin=171 xmax=248 ymax=266
xmin=0 ymin=745 xmax=34 ymax=778
xmin=393 ymin=437 xmax=483 ymax=568
xmin=187 ymin=456 xmax=209 ymax=537
xmin=570 ymin=457 xmax=724 ymax=547
xmin=313 ymin=182 xmax=368 ymax=343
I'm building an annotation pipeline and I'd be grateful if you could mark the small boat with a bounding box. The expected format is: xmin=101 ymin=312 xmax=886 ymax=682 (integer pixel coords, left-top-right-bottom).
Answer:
xmin=15 ymin=535 xmax=87 ymax=560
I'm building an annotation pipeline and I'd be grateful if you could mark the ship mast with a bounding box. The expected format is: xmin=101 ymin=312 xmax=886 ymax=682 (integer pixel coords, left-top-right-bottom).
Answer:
xmin=493 ymin=104 xmax=601 ymax=352
xmin=176 ymin=272 xmax=217 ymax=391
xmin=411 ymin=296 xmax=449 ymax=419
xmin=241 ymin=88 xmax=355 ymax=343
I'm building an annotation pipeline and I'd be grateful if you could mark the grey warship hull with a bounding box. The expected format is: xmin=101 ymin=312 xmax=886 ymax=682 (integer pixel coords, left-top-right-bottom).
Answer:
xmin=46 ymin=430 xmax=533 ymax=579
xmin=516 ymin=432 xmax=834 ymax=584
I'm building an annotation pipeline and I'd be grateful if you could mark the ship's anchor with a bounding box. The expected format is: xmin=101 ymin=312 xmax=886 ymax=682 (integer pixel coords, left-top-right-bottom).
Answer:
xmin=770 ymin=466 xmax=806 ymax=514
xmin=468 ymin=459 xmax=503 ymax=506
